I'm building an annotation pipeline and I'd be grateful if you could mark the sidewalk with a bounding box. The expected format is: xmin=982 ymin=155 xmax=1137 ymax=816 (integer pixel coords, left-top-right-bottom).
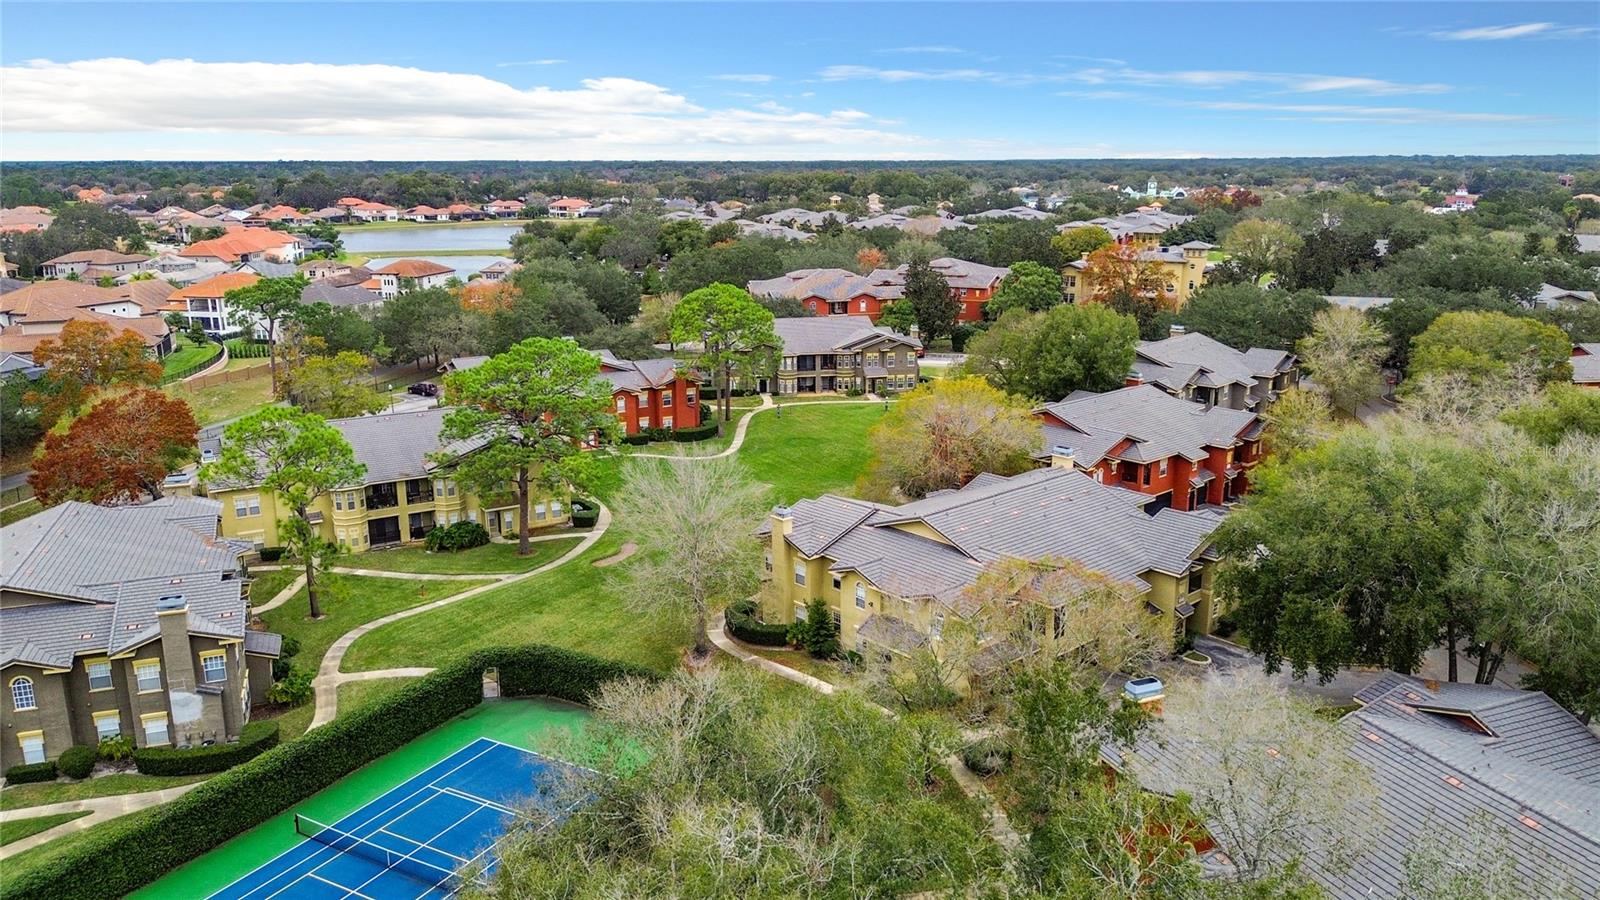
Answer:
xmin=0 ymin=781 xmax=205 ymax=859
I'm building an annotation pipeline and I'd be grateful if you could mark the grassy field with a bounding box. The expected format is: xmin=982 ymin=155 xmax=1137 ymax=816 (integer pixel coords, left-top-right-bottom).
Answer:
xmin=166 ymin=367 xmax=276 ymax=426
xmin=2 ymin=806 xmax=161 ymax=876
xmin=341 ymin=537 xmax=582 ymax=575
xmin=0 ymin=773 xmax=209 ymax=812
xmin=0 ymin=811 xmax=92 ymax=847
xmin=261 ymin=573 xmax=494 ymax=677
xmin=336 ymin=677 xmax=414 ymax=713
xmin=246 ymin=567 xmax=300 ymax=607
xmin=160 ymin=336 xmax=219 ymax=377
xmin=737 ymin=403 xmax=885 ymax=503
xmin=1 ymin=499 xmax=43 ymax=526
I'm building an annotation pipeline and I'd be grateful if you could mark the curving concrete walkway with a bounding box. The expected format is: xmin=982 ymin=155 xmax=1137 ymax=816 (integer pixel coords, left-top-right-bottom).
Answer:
xmin=0 ymin=781 xmax=206 ymax=860
xmin=306 ymin=503 xmax=612 ymax=729
xmin=632 ymin=394 xmax=888 ymax=461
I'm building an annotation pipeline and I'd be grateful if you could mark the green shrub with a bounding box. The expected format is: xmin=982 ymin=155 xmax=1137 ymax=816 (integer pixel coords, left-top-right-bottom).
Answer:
xmin=4 ymin=761 xmax=56 ymax=784
xmin=98 ymin=735 xmax=134 ymax=763
xmin=271 ymin=635 xmax=302 ymax=680
xmin=279 ymin=635 xmax=301 ymax=658
xmin=725 ymin=599 xmax=790 ymax=647
xmin=670 ymin=421 xmax=718 ymax=442
xmin=265 ymin=668 xmax=315 ymax=707
xmin=787 ymin=600 xmax=840 ymax=659
xmin=2 ymin=645 xmax=656 ymax=900
xmin=960 ymin=736 xmax=1012 ymax=777
xmin=133 ymin=721 xmax=280 ymax=777
xmin=621 ymin=433 xmax=651 ymax=446
xmin=257 ymin=547 xmax=285 ymax=562
xmin=57 ymin=746 xmax=96 ymax=780
xmin=571 ymin=508 xmax=600 ymax=528
xmin=844 ymin=387 xmax=865 ymax=397
xmin=422 ymin=521 xmax=490 ymax=553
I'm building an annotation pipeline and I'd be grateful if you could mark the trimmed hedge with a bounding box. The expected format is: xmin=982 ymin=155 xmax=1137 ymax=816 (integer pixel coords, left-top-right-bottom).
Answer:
xmin=133 ymin=720 xmax=280 ymax=776
xmin=4 ymin=761 xmax=56 ymax=784
xmin=671 ymin=422 xmax=719 ymax=442
xmin=725 ymin=600 xmax=789 ymax=647
xmin=1 ymin=645 xmax=656 ymax=900
xmin=57 ymin=746 xmax=96 ymax=780
xmin=257 ymin=547 xmax=285 ymax=562
xmin=620 ymin=422 xmax=718 ymax=445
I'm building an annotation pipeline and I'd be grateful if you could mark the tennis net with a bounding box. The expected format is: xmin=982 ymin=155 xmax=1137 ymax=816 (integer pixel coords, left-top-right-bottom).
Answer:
xmin=294 ymin=813 xmax=483 ymax=888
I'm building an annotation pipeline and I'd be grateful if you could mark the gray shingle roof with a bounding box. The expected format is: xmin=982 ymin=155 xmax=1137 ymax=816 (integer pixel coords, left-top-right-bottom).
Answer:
xmin=323 ymin=407 xmax=483 ymax=486
xmin=596 ymin=350 xmax=683 ymax=393
xmin=302 ymin=281 xmax=381 ymax=307
xmin=1036 ymin=384 xmax=1260 ymax=467
xmin=1572 ymin=345 xmax=1600 ymax=385
xmin=771 ymin=316 xmax=921 ymax=355
xmin=1 ymin=498 xmax=249 ymax=668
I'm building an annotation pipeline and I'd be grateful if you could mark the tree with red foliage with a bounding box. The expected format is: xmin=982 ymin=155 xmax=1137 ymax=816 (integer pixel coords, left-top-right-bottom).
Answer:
xmin=27 ymin=319 xmax=162 ymax=424
xmin=30 ymin=389 xmax=198 ymax=506
xmin=1079 ymin=243 xmax=1180 ymax=339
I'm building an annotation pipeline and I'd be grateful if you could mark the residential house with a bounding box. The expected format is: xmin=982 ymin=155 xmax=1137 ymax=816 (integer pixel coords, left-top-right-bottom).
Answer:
xmin=734 ymin=221 xmax=813 ymax=241
xmin=344 ymin=200 xmax=400 ymax=222
xmin=244 ymin=205 xmax=309 ymax=227
xmin=767 ymin=316 xmax=921 ymax=395
xmin=483 ymin=199 xmax=526 ymax=218
xmin=370 ymin=259 xmax=454 ymax=298
xmin=1120 ymin=179 xmax=1189 ymax=200
xmin=1573 ymin=343 xmax=1600 ymax=389
xmin=167 ymin=272 xmax=261 ymax=336
xmin=403 ymin=205 xmax=449 ymax=222
xmin=298 ymin=259 xmax=355 ymax=281
xmin=964 ymin=206 xmax=1053 ymax=221
xmin=203 ymin=407 xmax=571 ymax=551
xmin=1130 ymin=327 xmax=1299 ymax=412
xmin=1428 ymin=185 xmax=1480 ymax=213
xmin=757 ymin=466 xmax=1226 ymax=660
xmin=1532 ymin=282 xmax=1597 ymax=309
xmin=181 ymin=228 xmax=303 ymax=266
xmin=847 ymin=213 xmax=973 ymax=235
xmin=748 ymin=257 xmax=1008 ymax=323
xmin=547 ymin=197 xmax=592 ymax=219
xmin=144 ymin=252 xmax=229 ymax=287
xmin=442 ymin=203 xmax=486 ymax=221
xmin=1034 ymin=383 xmax=1264 ymax=511
xmin=39 ymin=249 xmax=151 ymax=280
xmin=0 ymin=281 xmax=174 ymax=357
xmin=757 ymin=208 xmax=848 ymax=229
xmin=1064 ymin=241 xmax=1214 ymax=306
xmin=301 ymin=281 xmax=382 ymax=309
xmin=1 ymin=498 xmax=281 ymax=771
xmin=234 ymin=260 xmax=299 ymax=279
xmin=1059 ymin=209 xmax=1195 ymax=248
xmin=476 ymin=260 xmax=522 ymax=283
xmin=308 ymin=207 xmax=348 ymax=224
xmin=0 ymin=207 xmax=55 ymax=234
xmin=195 ymin=203 xmax=232 ymax=218
xmin=1108 ymin=673 xmax=1600 ymax=899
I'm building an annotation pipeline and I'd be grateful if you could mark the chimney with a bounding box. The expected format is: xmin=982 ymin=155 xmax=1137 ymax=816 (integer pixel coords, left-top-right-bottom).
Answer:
xmin=1050 ymin=446 xmax=1078 ymax=470
xmin=771 ymin=504 xmax=794 ymax=537
xmin=1169 ymin=324 xmax=1187 ymax=338
xmin=1125 ymin=369 xmax=1145 ymax=388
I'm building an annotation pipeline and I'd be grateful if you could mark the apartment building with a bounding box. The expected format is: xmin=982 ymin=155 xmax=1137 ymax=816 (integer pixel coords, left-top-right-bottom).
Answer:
xmin=757 ymin=466 xmax=1225 ymax=664
xmin=762 ymin=316 xmax=921 ymax=395
xmin=205 ymin=407 xmax=570 ymax=552
xmin=1034 ymin=384 xmax=1264 ymax=511
xmin=446 ymin=349 xmax=701 ymax=437
xmin=1130 ymin=327 xmax=1300 ymax=412
xmin=1063 ymin=241 xmax=1215 ymax=306
xmin=1059 ymin=209 xmax=1194 ymax=248
xmin=748 ymin=257 xmax=1009 ymax=323
xmin=1 ymin=498 xmax=280 ymax=771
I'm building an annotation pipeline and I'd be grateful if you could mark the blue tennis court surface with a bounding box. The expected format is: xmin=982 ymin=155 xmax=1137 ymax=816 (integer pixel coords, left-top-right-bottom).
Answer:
xmin=211 ymin=738 xmax=584 ymax=899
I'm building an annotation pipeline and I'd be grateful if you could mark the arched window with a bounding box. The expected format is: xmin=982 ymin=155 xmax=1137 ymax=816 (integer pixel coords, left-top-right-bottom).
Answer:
xmin=11 ymin=677 xmax=37 ymax=711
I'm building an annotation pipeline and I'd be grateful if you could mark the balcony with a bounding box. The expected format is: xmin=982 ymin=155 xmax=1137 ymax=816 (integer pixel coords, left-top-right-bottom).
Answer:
xmin=366 ymin=484 xmax=398 ymax=510
xmin=404 ymin=479 xmax=434 ymax=505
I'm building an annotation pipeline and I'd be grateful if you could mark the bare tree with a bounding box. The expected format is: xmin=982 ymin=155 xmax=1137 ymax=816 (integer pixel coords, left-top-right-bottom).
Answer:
xmin=1145 ymin=670 xmax=1381 ymax=881
xmin=609 ymin=454 xmax=770 ymax=658
xmin=858 ymin=376 xmax=1040 ymax=502
xmin=1400 ymin=811 xmax=1582 ymax=900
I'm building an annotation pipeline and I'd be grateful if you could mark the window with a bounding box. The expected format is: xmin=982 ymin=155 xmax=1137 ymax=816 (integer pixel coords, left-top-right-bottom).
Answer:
xmin=142 ymin=714 xmax=170 ymax=747
xmin=1158 ymin=458 xmax=1168 ymax=477
xmin=638 ymin=393 xmax=650 ymax=408
xmin=233 ymin=495 xmax=260 ymax=518
xmin=686 ymin=389 xmax=696 ymax=405
xmin=615 ymin=397 xmax=627 ymax=414
xmin=94 ymin=711 xmax=121 ymax=741
xmin=854 ymin=583 xmax=866 ymax=609
xmin=333 ymin=493 xmax=344 ymax=511
xmin=10 ymin=677 xmax=37 ymax=711
xmin=832 ymin=575 xmax=842 ymax=591
xmin=535 ymin=502 xmax=548 ymax=520
xmin=551 ymin=500 xmax=564 ymax=518
xmin=200 ymin=652 xmax=228 ymax=684
xmin=662 ymin=416 xmax=673 ymax=429
xmin=446 ymin=481 xmax=457 ymax=497
xmin=793 ymin=561 xmax=807 ymax=586
xmin=134 ymin=661 xmax=161 ymax=693
xmin=86 ymin=660 xmax=113 ymax=692
xmin=930 ymin=614 xmax=944 ymax=640
xmin=661 ymin=392 xmax=673 ymax=408
xmin=1121 ymin=463 xmax=1139 ymax=483
xmin=19 ymin=732 xmax=45 ymax=765
xmin=1188 ymin=567 xmax=1204 ymax=594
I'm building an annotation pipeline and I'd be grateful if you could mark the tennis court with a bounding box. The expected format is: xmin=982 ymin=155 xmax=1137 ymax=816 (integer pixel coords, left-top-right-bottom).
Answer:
xmin=211 ymin=737 xmax=583 ymax=899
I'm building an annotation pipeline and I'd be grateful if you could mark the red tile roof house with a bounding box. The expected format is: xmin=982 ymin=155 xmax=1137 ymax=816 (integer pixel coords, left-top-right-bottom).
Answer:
xmin=748 ymin=257 xmax=1008 ymax=324
xmin=244 ymin=205 xmax=311 ymax=227
xmin=343 ymin=200 xmax=400 ymax=222
xmin=403 ymin=205 xmax=449 ymax=222
xmin=484 ymin=199 xmax=527 ymax=218
xmin=1034 ymin=384 xmax=1265 ymax=512
xmin=443 ymin=203 xmax=487 ymax=221
xmin=167 ymin=272 xmax=262 ymax=336
xmin=547 ymin=197 xmax=592 ymax=219
xmin=444 ymin=349 xmax=700 ymax=438
xmin=0 ymin=281 xmax=174 ymax=357
xmin=180 ymin=228 xmax=304 ymax=265
xmin=39 ymin=249 xmax=151 ymax=279
xmin=370 ymin=259 xmax=455 ymax=298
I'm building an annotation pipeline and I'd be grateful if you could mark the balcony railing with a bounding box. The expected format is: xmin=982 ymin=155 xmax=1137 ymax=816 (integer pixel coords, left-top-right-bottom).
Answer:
xmin=405 ymin=486 xmax=435 ymax=504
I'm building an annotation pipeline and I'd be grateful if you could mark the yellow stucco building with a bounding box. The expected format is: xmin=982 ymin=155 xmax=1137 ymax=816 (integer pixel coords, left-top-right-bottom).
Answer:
xmin=1064 ymin=240 xmax=1215 ymax=307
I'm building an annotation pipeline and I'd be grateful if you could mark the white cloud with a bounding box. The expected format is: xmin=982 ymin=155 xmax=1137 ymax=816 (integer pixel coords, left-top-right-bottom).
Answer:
xmin=1 ymin=58 xmax=921 ymax=160
xmin=820 ymin=64 xmax=1450 ymax=95
xmin=496 ymin=59 xmax=565 ymax=67
xmin=711 ymin=73 xmax=776 ymax=83
xmin=1428 ymin=22 xmax=1595 ymax=41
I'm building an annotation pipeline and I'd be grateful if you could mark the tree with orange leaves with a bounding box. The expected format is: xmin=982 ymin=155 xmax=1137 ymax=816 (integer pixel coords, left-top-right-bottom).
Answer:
xmin=855 ymin=246 xmax=888 ymax=272
xmin=27 ymin=319 xmax=162 ymax=424
xmin=1078 ymin=242 xmax=1179 ymax=339
xmin=30 ymin=388 xmax=198 ymax=506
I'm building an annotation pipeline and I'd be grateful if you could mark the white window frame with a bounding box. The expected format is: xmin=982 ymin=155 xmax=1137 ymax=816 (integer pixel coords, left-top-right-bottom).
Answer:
xmin=200 ymin=652 xmax=228 ymax=684
xmin=615 ymin=396 xmax=627 ymax=414
xmin=661 ymin=392 xmax=673 ymax=408
xmin=141 ymin=714 xmax=170 ymax=747
xmin=10 ymin=677 xmax=37 ymax=711
xmin=930 ymin=614 xmax=944 ymax=640
xmin=19 ymin=731 xmax=45 ymax=765
xmin=662 ymin=416 xmax=673 ymax=429
xmin=855 ymin=583 xmax=867 ymax=610
xmin=793 ymin=560 xmax=807 ymax=586
xmin=86 ymin=660 xmax=113 ymax=692
xmin=134 ymin=660 xmax=162 ymax=693
xmin=94 ymin=710 xmax=122 ymax=741
xmin=1159 ymin=458 xmax=1169 ymax=477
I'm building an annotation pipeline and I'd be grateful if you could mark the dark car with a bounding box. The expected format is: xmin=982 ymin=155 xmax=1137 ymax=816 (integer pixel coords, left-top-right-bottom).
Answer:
xmin=407 ymin=381 xmax=440 ymax=397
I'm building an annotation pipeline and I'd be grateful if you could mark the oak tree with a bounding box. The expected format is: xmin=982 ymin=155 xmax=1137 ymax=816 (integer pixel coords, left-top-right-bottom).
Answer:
xmin=858 ymin=376 xmax=1040 ymax=501
xmin=668 ymin=283 xmax=778 ymax=425
xmin=28 ymin=318 xmax=161 ymax=423
xmin=30 ymin=389 xmax=198 ymax=506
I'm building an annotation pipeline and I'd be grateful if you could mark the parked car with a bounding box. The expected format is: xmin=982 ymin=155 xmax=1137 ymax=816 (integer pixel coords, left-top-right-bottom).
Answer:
xmin=407 ymin=381 xmax=440 ymax=397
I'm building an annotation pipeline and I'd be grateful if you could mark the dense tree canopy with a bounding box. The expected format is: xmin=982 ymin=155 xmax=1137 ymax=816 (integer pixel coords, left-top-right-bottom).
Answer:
xmin=30 ymin=389 xmax=197 ymax=506
xmin=1172 ymin=283 xmax=1328 ymax=352
xmin=964 ymin=305 xmax=1138 ymax=401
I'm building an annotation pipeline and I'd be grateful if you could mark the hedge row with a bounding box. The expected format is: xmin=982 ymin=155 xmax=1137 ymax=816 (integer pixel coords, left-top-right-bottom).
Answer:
xmin=3 ymin=761 xmax=56 ymax=784
xmin=618 ymin=421 xmax=719 ymax=446
xmin=726 ymin=599 xmax=790 ymax=647
xmin=1 ymin=645 xmax=656 ymax=900
xmin=133 ymin=720 xmax=280 ymax=776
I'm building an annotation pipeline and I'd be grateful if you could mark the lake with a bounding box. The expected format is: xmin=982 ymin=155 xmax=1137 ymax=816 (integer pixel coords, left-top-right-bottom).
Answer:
xmin=363 ymin=254 xmax=511 ymax=278
xmin=339 ymin=223 xmax=523 ymax=252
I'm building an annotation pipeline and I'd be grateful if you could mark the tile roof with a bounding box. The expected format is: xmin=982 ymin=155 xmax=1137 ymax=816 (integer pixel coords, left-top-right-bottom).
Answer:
xmin=42 ymin=249 xmax=150 ymax=266
xmin=181 ymin=228 xmax=298 ymax=263
xmin=771 ymin=316 xmax=921 ymax=355
xmin=1035 ymin=384 xmax=1260 ymax=467
xmin=170 ymin=272 xmax=260 ymax=300
xmin=373 ymin=259 xmax=454 ymax=278
xmin=1132 ymin=331 xmax=1294 ymax=402
xmin=0 ymin=282 xmax=172 ymax=352
xmin=595 ymin=350 xmax=682 ymax=393
xmin=1 ymin=498 xmax=251 ymax=667
xmin=302 ymin=282 xmax=382 ymax=307
xmin=1572 ymin=344 xmax=1600 ymax=385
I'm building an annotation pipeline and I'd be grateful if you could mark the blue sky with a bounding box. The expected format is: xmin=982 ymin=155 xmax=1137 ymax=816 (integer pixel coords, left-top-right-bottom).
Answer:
xmin=3 ymin=1 xmax=1596 ymax=160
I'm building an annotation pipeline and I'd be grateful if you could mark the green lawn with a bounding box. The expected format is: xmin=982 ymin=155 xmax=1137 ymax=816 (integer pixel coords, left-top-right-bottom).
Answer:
xmin=0 ymin=773 xmax=209 ymax=812
xmin=3 ymin=807 xmax=161 ymax=878
xmin=246 ymin=568 xmax=300 ymax=607
xmin=0 ymin=811 xmax=91 ymax=847
xmin=160 ymin=336 xmax=219 ymax=377
xmin=261 ymin=573 xmax=495 ymax=678
xmin=342 ymin=537 xmax=582 ymax=575
xmin=737 ymin=403 xmax=886 ymax=503
xmin=1 ymin=498 xmax=43 ymax=527
xmin=337 ymin=677 xmax=416 ymax=713
xmin=257 ymin=701 xmax=316 ymax=743
xmin=166 ymin=367 xmax=276 ymax=426
xmin=342 ymin=532 xmax=685 ymax=674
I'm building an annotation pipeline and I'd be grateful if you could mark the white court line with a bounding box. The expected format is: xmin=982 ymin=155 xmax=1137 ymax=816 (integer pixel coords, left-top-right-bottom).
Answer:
xmin=344 ymin=800 xmax=489 ymax=900
xmin=438 ymin=786 xmax=519 ymax=818
xmin=307 ymin=873 xmax=378 ymax=900
xmin=243 ymin=741 xmax=503 ymax=900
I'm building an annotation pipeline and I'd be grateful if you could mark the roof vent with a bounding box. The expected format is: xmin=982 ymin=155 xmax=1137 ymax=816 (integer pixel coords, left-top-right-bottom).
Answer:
xmin=156 ymin=594 xmax=187 ymax=612
xmin=1169 ymin=324 xmax=1187 ymax=337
